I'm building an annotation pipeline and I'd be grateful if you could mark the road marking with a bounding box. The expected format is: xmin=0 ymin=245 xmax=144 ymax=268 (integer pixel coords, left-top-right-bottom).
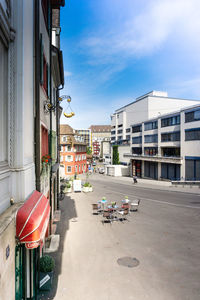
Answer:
xmin=104 ymin=188 xmax=200 ymax=209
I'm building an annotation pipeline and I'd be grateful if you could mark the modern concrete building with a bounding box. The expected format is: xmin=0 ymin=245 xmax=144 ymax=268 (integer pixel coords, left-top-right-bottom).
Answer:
xmin=111 ymin=91 xmax=200 ymax=181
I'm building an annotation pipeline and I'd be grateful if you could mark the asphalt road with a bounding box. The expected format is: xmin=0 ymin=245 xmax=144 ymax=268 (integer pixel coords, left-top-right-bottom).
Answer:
xmin=40 ymin=174 xmax=200 ymax=300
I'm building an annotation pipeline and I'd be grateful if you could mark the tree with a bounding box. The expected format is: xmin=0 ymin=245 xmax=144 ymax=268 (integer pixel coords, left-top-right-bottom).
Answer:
xmin=112 ymin=145 xmax=119 ymax=165
xmin=86 ymin=147 xmax=92 ymax=155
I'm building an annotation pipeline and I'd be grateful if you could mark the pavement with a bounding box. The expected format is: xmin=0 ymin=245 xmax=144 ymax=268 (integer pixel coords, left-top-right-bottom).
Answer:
xmin=39 ymin=175 xmax=200 ymax=300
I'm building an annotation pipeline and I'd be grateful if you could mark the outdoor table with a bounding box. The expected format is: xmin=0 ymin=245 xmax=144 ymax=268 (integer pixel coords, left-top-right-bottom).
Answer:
xmin=99 ymin=199 xmax=107 ymax=211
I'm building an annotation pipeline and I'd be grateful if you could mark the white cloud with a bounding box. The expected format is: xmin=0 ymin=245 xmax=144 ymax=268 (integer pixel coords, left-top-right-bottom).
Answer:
xmin=81 ymin=0 xmax=200 ymax=66
xmin=64 ymin=70 xmax=72 ymax=77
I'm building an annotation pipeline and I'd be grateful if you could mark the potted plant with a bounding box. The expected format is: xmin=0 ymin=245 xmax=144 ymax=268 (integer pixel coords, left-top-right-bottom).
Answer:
xmin=63 ymin=182 xmax=72 ymax=193
xmin=88 ymin=183 xmax=93 ymax=192
xmin=82 ymin=182 xmax=90 ymax=193
xmin=39 ymin=255 xmax=55 ymax=291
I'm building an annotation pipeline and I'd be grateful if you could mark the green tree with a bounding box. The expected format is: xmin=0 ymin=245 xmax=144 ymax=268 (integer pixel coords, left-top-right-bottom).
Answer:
xmin=86 ymin=147 xmax=92 ymax=155
xmin=112 ymin=145 xmax=119 ymax=165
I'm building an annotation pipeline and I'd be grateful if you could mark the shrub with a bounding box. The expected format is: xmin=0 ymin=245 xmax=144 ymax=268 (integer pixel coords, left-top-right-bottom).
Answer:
xmin=40 ymin=255 xmax=55 ymax=273
xmin=83 ymin=182 xmax=90 ymax=187
xmin=66 ymin=183 xmax=71 ymax=188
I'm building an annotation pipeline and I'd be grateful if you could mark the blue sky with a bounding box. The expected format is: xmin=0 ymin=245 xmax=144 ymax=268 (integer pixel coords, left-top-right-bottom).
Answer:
xmin=59 ymin=0 xmax=200 ymax=128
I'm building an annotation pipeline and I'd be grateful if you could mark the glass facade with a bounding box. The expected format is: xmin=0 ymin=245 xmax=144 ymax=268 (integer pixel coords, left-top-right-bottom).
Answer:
xmin=144 ymin=121 xmax=157 ymax=131
xmin=161 ymin=115 xmax=180 ymax=127
xmin=144 ymin=134 xmax=158 ymax=143
xmin=132 ymin=125 xmax=142 ymax=133
xmin=161 ymin=131 xmax=180 ymax=142
xmin=132 ymin=147 xmax=142 ymax=155
xmin=132 ymin=136 xmax=142 ymax=144
xmin=185 ymin=128 xmax=200 ymax=141
xmin=144 ymin=147 xmax=158 ymax=156
xmin=185 ymin=109 xmax=200 ymax=123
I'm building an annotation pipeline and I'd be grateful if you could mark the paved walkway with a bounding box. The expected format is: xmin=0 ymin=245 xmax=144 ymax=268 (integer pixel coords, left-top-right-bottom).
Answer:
xmin=39 ymin=175 xmax=200 ymax=300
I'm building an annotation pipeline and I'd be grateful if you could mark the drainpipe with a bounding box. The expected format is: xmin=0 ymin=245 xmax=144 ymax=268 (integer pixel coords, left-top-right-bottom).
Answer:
xmin=34 ymin=0 xmax=41 ymax=192
xmin=56 ymin=84 xmax=64 ymax=209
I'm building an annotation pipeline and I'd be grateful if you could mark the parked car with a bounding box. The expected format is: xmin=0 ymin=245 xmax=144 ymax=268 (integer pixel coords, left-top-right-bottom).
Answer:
xmin=92 ymin=162 xmax=96 ymax=166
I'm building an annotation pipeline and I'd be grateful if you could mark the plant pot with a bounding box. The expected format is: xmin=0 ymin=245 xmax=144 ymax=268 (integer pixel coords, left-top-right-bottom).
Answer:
xmin=82 ymin=186 xmax=89 ymax=193
xmin=88 ymin=187 xmax=93 ymax=192
xmin=39 ymin=271 xmax=53 ymax=291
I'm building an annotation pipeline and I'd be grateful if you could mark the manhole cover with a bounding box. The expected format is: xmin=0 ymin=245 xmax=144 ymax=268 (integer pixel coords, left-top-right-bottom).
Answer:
xmin=117 ymin=257 xmax=139 ymax=268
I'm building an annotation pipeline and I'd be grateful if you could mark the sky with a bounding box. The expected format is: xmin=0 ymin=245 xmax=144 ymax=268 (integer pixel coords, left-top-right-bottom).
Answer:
xmin=59 ymin=0 xmax=200 ymax=129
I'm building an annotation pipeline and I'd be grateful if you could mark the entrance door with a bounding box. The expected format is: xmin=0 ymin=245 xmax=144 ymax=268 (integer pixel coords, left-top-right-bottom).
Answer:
xmin=15 ymin=245 xmax=25 ymax=300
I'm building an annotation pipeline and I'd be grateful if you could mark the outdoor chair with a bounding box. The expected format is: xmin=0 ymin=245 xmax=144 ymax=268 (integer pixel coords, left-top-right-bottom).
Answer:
xmin=121 ymin=203 xmax=130 ymax=211
xmin=117 ymin=208 xmax=129 ymax=222
xmin=102 ymin=210 xmax=113 ymax=224
xmin=130 ymin=199 xmax=140 ymax=212
xmin=92 ymin=203 xmax=101 ymax=215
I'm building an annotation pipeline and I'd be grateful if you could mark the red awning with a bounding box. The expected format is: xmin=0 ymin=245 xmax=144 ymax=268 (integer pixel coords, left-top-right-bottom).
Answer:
xmin=16 ymin=191 xmax=50 ymax=249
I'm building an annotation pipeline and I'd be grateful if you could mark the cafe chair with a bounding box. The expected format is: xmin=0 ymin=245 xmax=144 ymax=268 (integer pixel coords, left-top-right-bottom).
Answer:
xmin=102 ymin=210 xmax=113 ymax=224
xmin=130 ymin=199 xmax=140 ymax=212
xmin=92 ymin=203 xmax=101 ymax=215
xmin=117 ymin=208 xmax=129 ymax=222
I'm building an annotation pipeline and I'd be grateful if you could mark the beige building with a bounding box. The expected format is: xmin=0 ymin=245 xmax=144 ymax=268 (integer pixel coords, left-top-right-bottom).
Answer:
xmin=89 ymin=125 xmax=111 ymax=156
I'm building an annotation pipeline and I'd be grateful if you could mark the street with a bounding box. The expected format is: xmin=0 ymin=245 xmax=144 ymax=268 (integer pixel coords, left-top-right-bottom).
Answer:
xmin=40 ymin=174 xmax=200 ymax=300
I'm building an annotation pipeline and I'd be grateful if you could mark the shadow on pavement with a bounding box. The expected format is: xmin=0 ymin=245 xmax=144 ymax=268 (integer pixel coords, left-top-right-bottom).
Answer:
xmin=38 ymin=194 xmax=77 ymax=299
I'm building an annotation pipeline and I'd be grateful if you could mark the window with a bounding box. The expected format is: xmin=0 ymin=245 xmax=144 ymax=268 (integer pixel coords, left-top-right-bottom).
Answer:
xmin=41 ymin=126 xmax=48 ymax=157
xmin=144 ymin=147 xmax=158 ymax=156
xmin=67 ymin=145 xmax=71 ymax=151
xmin=0 ymin=39 xmax=8 ymax=163
xmin=144 ymin=134 xmax=158 ymax=143
xmin=126 ymin=128 xmax=130 ymax=133
xmin=111 ymin=131 xmax=116 ymax=135
xmin=67 ymin=166 xmax=72 ymax=173
xmin=126 ymin=135 xmax=130 ymax=141
xmin=118 ymin=124 xmax=123 ymax=128
xmin=185 ymin=109 xmax=200 ymax=123
xmin=144 ymin=121 xmax=157 ymax=131
xmin=75 ymin=165 xmax=78 ymax=172
xmin=117 ymin=129 xmax=123 ymax=134
xmin=62 ymin=136 xmax=67 ymax=142
xmin=132 ymin=136 xmax=142 ymax=144
xmin=132 ymin=125 xmax=142 ymax=133
xmin=118 ymin=136 xmax=122 ymax=140
xmin=61 ymin=146 xmax=65 ymax=152
xmin=185 ymin=128 xmax=200 ymax=141
xmin=67 ymin=155 xmax=72 ymax=162
xmin=60 ymin=155 xmax=63 ymax=162
xmin=161 ymin=131 xmax=180 ymax=142
xmin=161 ymin=115 xmax=180 ymax=127
xmin=42 ymin=0 xmax=50 ymax=32
xmin=132 ymin=147 xmax=142 ymax=155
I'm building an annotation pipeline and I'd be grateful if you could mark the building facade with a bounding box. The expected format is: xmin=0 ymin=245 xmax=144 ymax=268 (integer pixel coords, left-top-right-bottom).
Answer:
xmin=75 ymin=128 xmax=92 ymax=149
xmin=111 ymin=91 xmax=200 ymax=181
xmin=60 ymin=125 xmax=87 ymax=177
xmin=0 ymin=1 xmax=65 ymax=299
xmin=89 ymin=125 xmax=111 ymax=157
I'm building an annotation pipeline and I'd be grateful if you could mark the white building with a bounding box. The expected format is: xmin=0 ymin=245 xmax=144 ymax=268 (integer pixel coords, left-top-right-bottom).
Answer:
xmin=111 ymin=91 xmax=200 ymax=181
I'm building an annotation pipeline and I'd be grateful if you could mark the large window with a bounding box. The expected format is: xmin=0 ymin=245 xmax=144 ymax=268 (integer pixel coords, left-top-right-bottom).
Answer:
xmin=185 ymin=157 xmax=200 ymax=180
xmin=161 ymin=115 xmax=180 ymax=127
xmin=185 ymin=109 xmax=200 ymax=123
xmin=185 ymin=128 xmax=200 ymax=141
xmin=132 ymin=125 xmax=142 ymax=133
xmin=144 ymin=134 xmax=158 ymax=143
xmin=161 ymin=131 xmax=180 ymax=142
xmin=117 ymin=129 xmax=123 ymax=134
xmin=126 ymin=128 xmax=130 ymax=133
xmin=111 ymin=131 xmax=115 ymax=135
xmin=132 ymin=136 xmax=142 ymax=144
xmin=132 ymin=147 xmax=142 ymax=155
xmin=67 ymin=166 xmax=72 ymax=173
xmin=0 ymin=39 xmax=8 ymax=163
xmin=144 ymin=121 xmax=157 ymax=131
xmin=144 ymin=147 xmax=158 ymax=156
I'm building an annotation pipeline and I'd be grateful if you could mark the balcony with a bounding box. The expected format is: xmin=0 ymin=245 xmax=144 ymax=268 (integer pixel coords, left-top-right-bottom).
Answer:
xmin=124 ymin=153 xmax=183 ymax=164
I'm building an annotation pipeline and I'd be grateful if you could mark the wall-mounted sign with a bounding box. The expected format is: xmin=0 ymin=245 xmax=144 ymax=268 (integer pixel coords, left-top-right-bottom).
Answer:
xmin=6 ymin=245 xmax=10 ymax=260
